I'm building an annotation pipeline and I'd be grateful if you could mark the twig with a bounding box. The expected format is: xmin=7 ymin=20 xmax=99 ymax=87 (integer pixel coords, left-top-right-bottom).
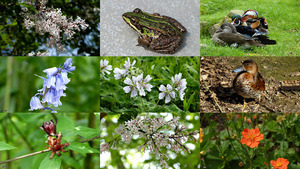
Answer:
xmin=0 ymin=149 xmax=51 ymax=164
xmin=0 ymin=136 xmax=100 ymax=164
xmin=201 ymin=76 xmax=224 ymax=113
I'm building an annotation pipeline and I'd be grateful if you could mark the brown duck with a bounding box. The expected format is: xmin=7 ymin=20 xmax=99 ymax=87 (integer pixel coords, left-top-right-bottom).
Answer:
xmin=232 ymin=60 xmax=265 ymax=111
xmin=212 ymin=23 xmax=265 ymax=48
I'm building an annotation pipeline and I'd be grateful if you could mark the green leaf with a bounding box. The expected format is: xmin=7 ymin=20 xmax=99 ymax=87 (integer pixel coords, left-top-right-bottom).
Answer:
xmin=19 ymin=3 xmax=37 ymax=14
xmin=64 ymin=126 xmax=99 ymax=138
xmin=0 ymin=142 xmax=16 ymax=151
xmin=68 ymin=142 xmax=100 ymax=154
xmin=56 ymin=115 xmax=75 ymax=133
xmin=39 ymin=153 xmax=61 ymax=169
xmin=265 ymin=120 xmax=277 ymax=132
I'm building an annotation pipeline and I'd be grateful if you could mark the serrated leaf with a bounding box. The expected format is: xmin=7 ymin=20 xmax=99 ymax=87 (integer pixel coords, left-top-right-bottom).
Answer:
xmin=39 ymin=153 xmax=61 ymax=169
xmin=68 ymin=142 xmax=100 ymax=154
xmin=0 ymin=142 xmax=16 ymax=151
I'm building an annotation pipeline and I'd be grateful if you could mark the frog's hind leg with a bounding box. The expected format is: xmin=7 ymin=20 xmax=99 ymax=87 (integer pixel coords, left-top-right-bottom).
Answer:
xmin=149 ymin=36 xmax=182 ymax=54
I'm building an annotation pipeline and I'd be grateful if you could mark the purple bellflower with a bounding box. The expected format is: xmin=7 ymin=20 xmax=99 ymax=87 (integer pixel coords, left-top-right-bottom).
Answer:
xmin=29 ymin=58 xmax=75 ymax=113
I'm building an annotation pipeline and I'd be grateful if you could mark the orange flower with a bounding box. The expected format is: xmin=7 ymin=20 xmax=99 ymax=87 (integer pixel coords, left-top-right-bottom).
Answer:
xmin=270 ymin=158 xmax=289 ymax=169
xmin=240 ymin=127 xmax=264 ymax=148
xmin=200 ymin=128 xmax=203 ymax=143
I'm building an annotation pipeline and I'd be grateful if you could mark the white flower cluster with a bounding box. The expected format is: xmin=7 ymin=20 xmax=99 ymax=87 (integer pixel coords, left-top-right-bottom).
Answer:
xmin=21 ymin=0 xmax=89 ymax=53
xmin=113 ymin=57 xmax=136 ymax=80
xmin=100 ymin=58 xmax=187 ymax=102
xmin=159 ymin=73 xmax=187 ymax=103
xmin=103 ymin=115 xmax=199 ymax=168
xmin=123 ymin=74 xmax=153 ymax=97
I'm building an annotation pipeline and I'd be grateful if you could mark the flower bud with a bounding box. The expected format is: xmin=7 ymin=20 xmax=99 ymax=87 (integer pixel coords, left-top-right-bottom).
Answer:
xmin=40 ymin=119 xmax=56 ymax=136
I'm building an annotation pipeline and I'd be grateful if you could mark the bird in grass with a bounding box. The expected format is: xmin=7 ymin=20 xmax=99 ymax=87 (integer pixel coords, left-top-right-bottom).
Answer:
xmin=232 ymin=60 xmax=265 ymax=111
xmin=212 ymin=23 xmax=265 ymax=48
xmin=231 ymin=15 xmax=276 ymax=45
xmin=241 ymin=10 xmax=259 ymax=24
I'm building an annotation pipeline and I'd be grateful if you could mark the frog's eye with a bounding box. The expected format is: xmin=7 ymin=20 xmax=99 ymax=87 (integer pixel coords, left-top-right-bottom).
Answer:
xmin=131 ymin=17 xmax=139 ymax=24
xmin=133 ymin=8 xmax=141 ymax=13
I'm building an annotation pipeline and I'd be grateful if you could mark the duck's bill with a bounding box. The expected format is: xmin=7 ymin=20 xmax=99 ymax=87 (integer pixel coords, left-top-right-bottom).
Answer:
xmin=232 ymin=67 xmax=244 ymax=73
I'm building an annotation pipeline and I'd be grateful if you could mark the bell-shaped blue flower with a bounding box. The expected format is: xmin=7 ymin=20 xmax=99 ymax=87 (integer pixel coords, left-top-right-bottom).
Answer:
xmin=29 ymin=96 xmax=44 ymax=111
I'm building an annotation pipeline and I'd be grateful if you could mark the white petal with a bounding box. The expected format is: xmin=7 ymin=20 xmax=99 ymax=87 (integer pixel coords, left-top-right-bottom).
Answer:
xmin=104 ymin=59 xmax=109 ymax=66
xmin=100 ymin=60 xmax=104 ymax=67
xmin=137 ymin=74 xmax=143 ymax=81
xmin=144 ymin=75 xmax=152 ymax=82
xmin=179 ymin=91 xmax=185 ymax=100
xmin=145 ymin=84 xmax=153 ymax=91
xmin=123 ymin=86 xmax=131 ymax=93
xmin=131 ymin=88 xmax=138 ymax=97
xmin=139 ymin=88 xmax=145 ymax=96
xmin=171 ymin=76 xmax=175 ymax=83
xmin=166 ymin=84 xmax=173 ymax=91
xmin=106 ymin=65 xmax=112 ymax=71
xmin=159 ymin=93 xmax=165 ymax=99
xmin=132 ymin=60 xmax=136 ymax=66
xmin=170 ymin=91 xmax=176 ymax=98
xmin=165 ymin=95 xmax=171 ymax=103
xmin=124 ymin=77 xmax=132 ymax=85
xmin=159 ymin=85 xmax=166 ymax=92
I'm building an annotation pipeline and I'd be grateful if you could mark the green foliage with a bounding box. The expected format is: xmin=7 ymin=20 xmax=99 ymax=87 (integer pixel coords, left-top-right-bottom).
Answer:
xmin=68 ymin=142 xmax=99 ymax=154
xmin=0 ymin=57 xmax=99 ymax=113
xmin=200 ymin=0 xmax=300 ymax=56
xmin=0 ymin=0 xmax=100 ymax=56
xmin=100 ymin=57 xmax=200 ymax=113
xmin=0 ymin=142 xmax=16 ymax=151
xmin=39 ymin=154 xmax=61 ymax=169
xmin=200 ymin=113 xmax=300 ymax=168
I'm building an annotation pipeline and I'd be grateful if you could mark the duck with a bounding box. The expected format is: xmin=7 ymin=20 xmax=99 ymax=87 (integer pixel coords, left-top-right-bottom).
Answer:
xmin=212 ymin=23 xmax=265 ymax=47
xmin=232 ymin=60 xmax=265 ymax=111
xmin=241 ymin=10 xmax=259 ymax=24
xmin=231 ymin=15 xmax=276 ymax=45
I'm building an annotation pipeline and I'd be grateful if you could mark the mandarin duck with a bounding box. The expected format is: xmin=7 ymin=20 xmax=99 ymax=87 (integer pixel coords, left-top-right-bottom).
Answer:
xmin=212 ymin=23 xmax=265 ymax=47
xmin=241 ymin=10 xmax=259 ymax=24
xmin=232 ymin=15 xmax=276 ymax=45
xmin=233 ymin=60 xmax=265 ymax=111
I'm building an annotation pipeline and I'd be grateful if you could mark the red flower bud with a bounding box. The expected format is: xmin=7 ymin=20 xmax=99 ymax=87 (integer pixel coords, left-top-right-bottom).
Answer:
xmin=40 ymin=119 xmax=56 ymax=136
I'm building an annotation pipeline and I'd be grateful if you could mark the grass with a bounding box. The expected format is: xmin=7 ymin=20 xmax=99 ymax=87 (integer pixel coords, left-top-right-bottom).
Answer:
xmin=200 ymin=0 xmax=300 ymax=56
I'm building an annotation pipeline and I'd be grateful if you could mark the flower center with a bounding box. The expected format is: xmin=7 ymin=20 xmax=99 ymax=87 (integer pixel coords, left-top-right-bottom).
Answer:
xmin=276 ymin=162 xmax=282 ymax=166
xmin=249 ymin=134 xmax=255 ymax=140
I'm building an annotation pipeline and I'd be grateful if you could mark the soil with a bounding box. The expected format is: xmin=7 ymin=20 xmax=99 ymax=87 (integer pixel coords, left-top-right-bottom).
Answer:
xmin=200 ymin=57 xmax=300 ymax=113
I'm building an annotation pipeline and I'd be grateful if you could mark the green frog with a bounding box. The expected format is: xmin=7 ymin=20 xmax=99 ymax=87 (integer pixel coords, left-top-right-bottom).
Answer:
xmin=122 ymin=8 xmax=187 ymax=54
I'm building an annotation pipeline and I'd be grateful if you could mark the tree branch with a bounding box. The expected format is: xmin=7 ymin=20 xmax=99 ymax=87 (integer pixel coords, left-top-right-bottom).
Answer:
xmin=0 ymin=149 xmax=51 ymax=164
xmin=0 ymin=136 xmax=100 ymax=164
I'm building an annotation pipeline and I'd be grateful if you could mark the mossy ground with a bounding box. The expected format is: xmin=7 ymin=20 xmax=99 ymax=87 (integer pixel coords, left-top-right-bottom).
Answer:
xmin=200 ymin=0 xmax=300 ymax=56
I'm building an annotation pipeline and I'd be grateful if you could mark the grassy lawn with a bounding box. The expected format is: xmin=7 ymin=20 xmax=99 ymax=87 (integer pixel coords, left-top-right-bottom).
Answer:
xmin=200 ymin=0 xmax=300 ymax=56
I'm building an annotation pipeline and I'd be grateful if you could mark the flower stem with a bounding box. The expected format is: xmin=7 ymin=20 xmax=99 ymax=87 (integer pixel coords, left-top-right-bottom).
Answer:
xmin=139 ymin=95 xmax=146 ymax=112
xmin=153 ymin=99 xmax=160 ymax=110
xmin=0 ymin=149 xmax=51 ymax=164
xmin=0 ymin=136 xmax=100 ymax=164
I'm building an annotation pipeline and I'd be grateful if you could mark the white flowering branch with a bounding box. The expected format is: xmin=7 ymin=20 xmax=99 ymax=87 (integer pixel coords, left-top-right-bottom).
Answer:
xmin=101 ymin=115 xmax=199 ymax=168
xmin=20 ymin=0 xmax=89 ymax=55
